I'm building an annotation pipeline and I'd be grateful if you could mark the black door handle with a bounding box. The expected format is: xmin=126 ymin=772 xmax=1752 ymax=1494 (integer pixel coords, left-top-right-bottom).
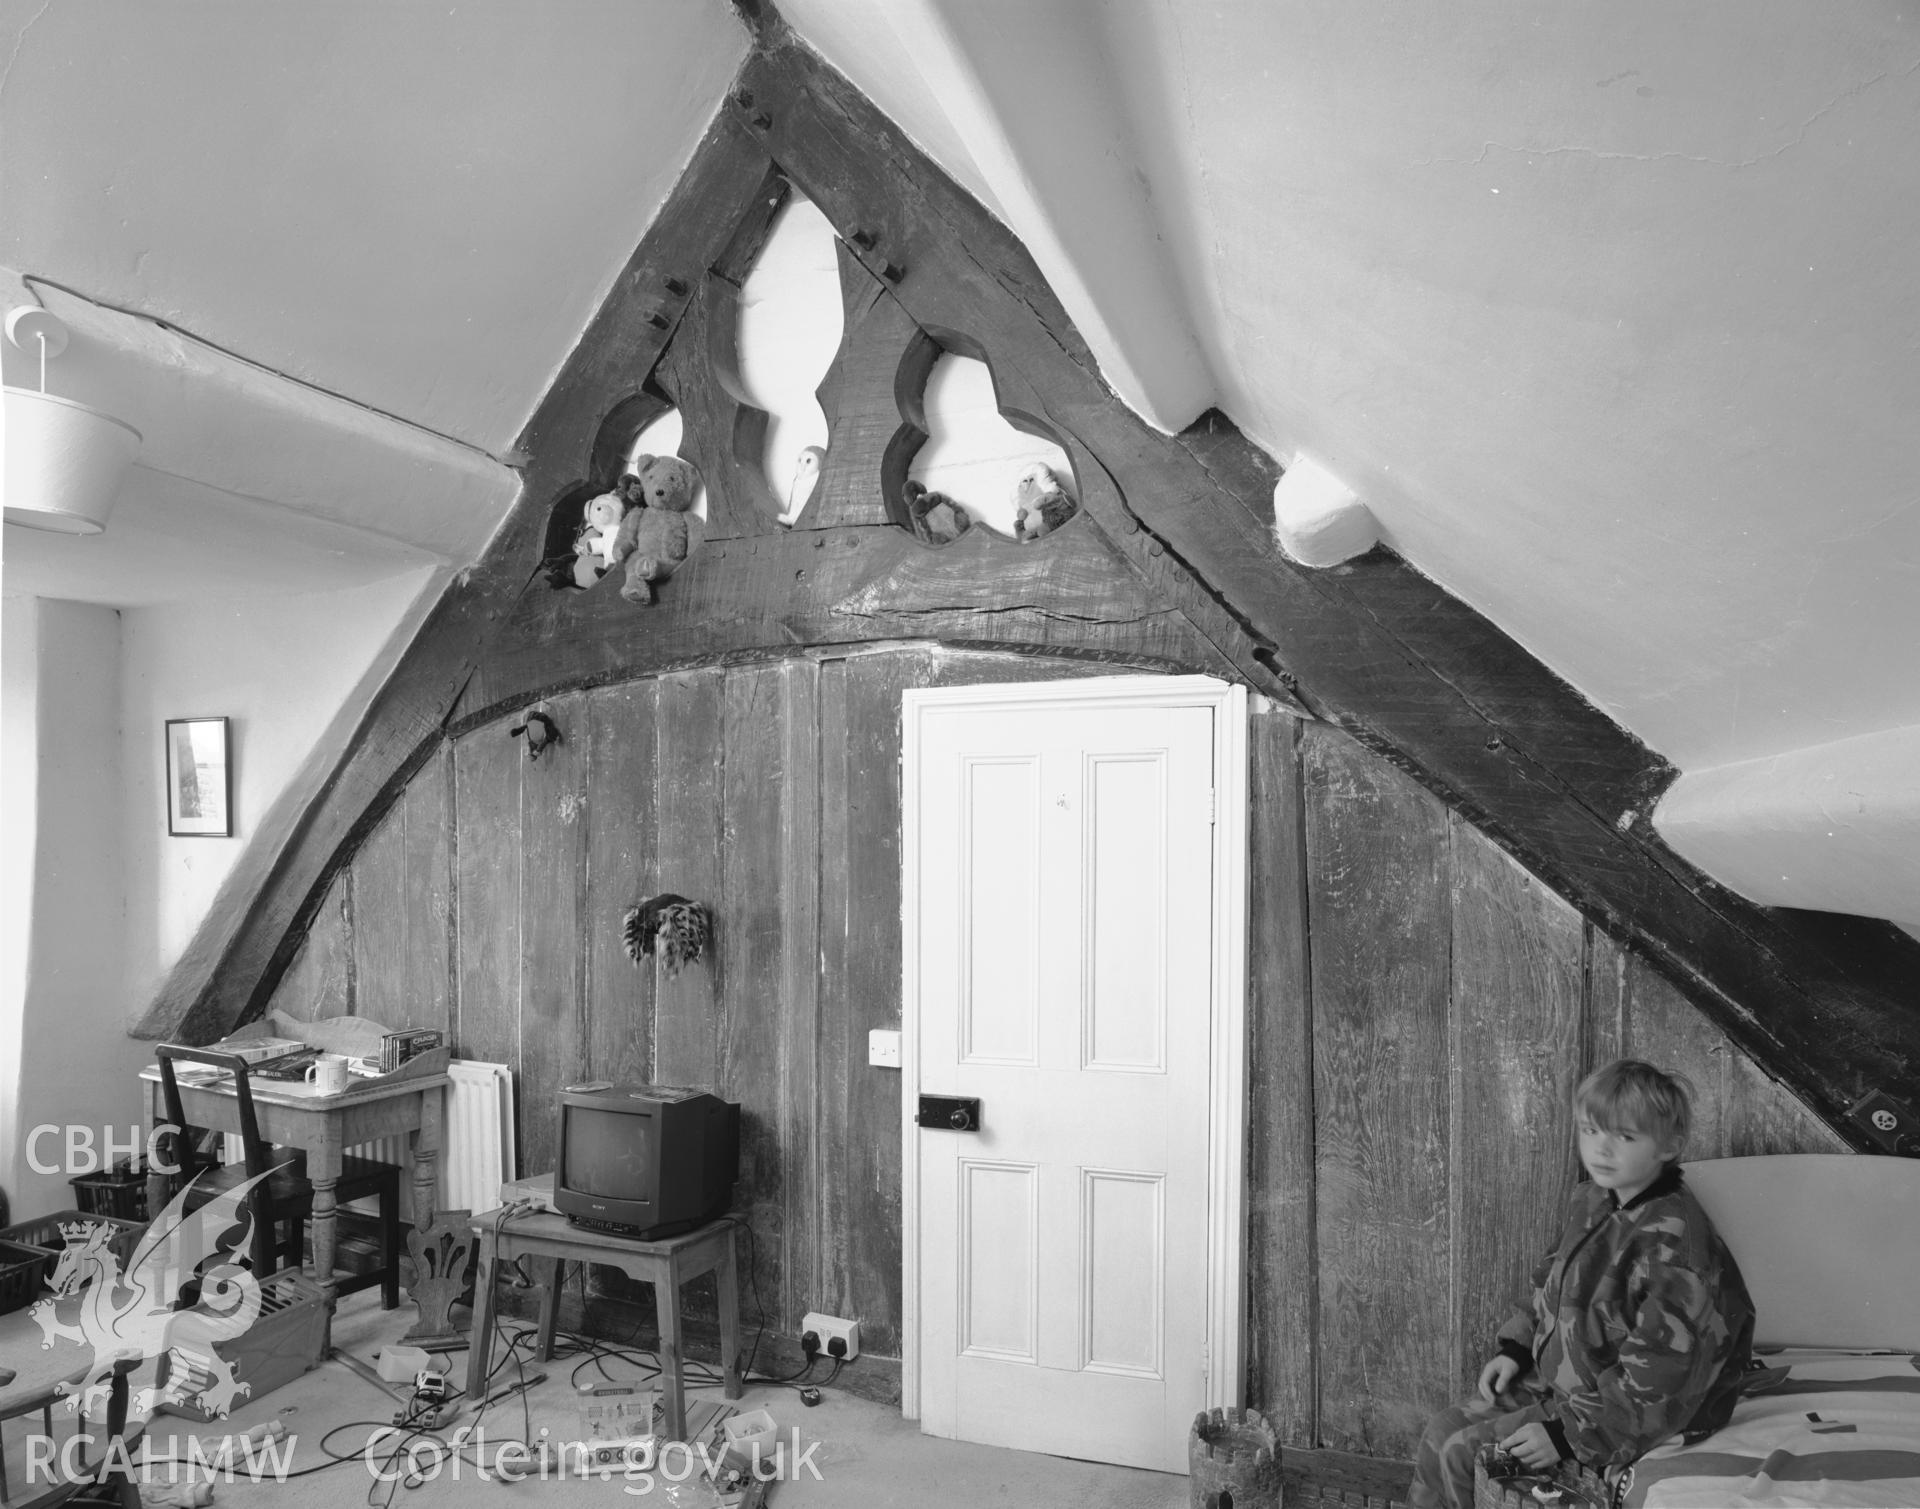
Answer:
xmin=916 ymin=1095 xmax=981 ymax=1132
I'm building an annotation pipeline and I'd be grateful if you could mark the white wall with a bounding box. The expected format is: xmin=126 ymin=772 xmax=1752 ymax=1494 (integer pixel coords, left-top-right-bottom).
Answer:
xmin=735 ymin=195 xmax=842 ymax=516
xmin=1 ymin=595 xmax=38 ymax=1217
xmin=119 ymin=569 xmax=442 ymax=1013
xmin=0 ymin=565 xmax=439 ymax=1220
xmin=2 ymin=596 xmax=151 ymax=1220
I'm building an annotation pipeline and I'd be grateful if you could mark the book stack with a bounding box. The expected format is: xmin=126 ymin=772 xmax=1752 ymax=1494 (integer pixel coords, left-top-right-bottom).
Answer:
xmin=379 ymin=1029 xmax=444 ymax=1074
xmin=204 ymin=1036 xmax=310 ymax=1065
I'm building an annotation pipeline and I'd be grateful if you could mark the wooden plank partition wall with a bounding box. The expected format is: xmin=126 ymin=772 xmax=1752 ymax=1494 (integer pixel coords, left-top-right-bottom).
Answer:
xmin=1245 ymin=708 xmax=1846 ymax=1461
xmin=271 ymin=647 xmax=1844 ymax=1461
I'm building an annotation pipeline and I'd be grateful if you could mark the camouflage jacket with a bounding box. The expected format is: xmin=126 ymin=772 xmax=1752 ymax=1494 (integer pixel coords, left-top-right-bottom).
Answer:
xmin=1495 ymin=1166 xmax=1754 ymax=1469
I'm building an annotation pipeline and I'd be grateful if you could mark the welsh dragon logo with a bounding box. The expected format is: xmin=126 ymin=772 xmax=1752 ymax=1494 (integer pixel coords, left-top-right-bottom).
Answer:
xmin=30 ymin=1168 xmax=279 ymax=1423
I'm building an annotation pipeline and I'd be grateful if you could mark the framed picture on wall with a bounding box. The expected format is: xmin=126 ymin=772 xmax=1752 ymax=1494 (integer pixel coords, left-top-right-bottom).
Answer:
xmin=165 ymin=716 xmax=231 ymax=837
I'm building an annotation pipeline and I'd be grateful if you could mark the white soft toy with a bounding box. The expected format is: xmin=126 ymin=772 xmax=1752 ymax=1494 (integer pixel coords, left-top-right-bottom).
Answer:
xmin=1012 ymin=462 xmax=1076 ymax=541
xmin=585 ymin=492 xmax=628 ymax=567
xmin=571 ymin=485 xmax=635 ymax=588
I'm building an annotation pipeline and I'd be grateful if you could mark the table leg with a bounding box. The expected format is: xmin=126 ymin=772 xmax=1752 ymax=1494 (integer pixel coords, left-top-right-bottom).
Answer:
xmin=409 ymin=1086 xmax=444 ymax=1231
xmin=308 ymin=1134 xmax=343 ymax=1305
xmin=717 ymin=1230 xmax=743 ymax=1400
xmin=536 ymin=1258 xmax=564 ymax=1363
xmin=654 ymin=1257 xmax=686 ymax=1442
xmin=467 ymin=1237 xmax=499 ymax=1400
xmin=99 ymin=1360 xmax=138 ymax=1508
xmin=144 ymin=1082 xmax=172 ymax=1219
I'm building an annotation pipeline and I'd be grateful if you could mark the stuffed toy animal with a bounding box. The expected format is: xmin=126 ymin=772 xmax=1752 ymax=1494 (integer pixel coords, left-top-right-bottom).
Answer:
xmin=509 ymin=708 xmax=562 ymax=760
xmin=1012 ymin=462 xmax=1076 ymax=541
xmin=570 ymin=474 xmax=647 ymax=588
xmin=620 ymin=454 xmax=702 ymax=605
xmin=784 ymin=445 xmax=826 ymax=525
xmin=571 ymin=487 xmax=626 ymax=588
xmin=903 ymin=479 xmax=972 ymax=545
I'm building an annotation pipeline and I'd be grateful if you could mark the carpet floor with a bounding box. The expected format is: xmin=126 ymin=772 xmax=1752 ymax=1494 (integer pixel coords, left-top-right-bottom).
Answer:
xmin=3 ymin=1288 xmax=1190 ymax=1508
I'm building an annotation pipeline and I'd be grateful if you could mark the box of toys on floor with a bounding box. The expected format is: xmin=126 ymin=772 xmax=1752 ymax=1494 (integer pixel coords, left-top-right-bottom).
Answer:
xmin=555 ymin=1386 xmax=775 ymax=1506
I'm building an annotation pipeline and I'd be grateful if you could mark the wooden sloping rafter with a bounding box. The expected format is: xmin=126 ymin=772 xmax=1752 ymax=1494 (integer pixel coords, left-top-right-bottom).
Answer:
xmin=141 ymin=26 xmax=1919 ymax=1151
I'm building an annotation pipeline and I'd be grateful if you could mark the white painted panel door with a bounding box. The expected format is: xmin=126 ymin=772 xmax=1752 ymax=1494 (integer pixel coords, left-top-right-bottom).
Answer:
xmin=916 ymin=702 xmax=1214 ymax=1472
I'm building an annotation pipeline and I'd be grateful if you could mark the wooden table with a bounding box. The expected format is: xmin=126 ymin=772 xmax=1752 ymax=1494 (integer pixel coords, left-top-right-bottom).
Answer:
xmin=465 ymin=1206 xmax=743 ymax=1441
xmin=140 ymin=1065 xmax=447 ymax=1320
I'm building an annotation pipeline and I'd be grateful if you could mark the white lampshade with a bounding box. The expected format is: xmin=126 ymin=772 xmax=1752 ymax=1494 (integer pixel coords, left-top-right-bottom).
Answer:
xmin=4 ymin=385 xmax=143 ymax=535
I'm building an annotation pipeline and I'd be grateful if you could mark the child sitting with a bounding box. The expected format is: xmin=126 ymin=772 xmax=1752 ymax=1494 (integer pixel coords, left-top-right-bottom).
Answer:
xmin=1408 ymin=1059 xmax=1754 ymax=1509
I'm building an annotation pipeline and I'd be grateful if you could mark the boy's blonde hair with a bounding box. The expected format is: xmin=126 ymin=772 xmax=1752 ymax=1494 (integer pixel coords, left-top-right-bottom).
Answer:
xmin=1575 ymin=1059 xmax=1694 ymax=1152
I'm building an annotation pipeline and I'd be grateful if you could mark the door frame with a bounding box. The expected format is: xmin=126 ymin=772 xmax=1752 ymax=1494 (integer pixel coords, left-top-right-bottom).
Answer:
xmin=899 ymin=673 xmax=1250 ymax=1424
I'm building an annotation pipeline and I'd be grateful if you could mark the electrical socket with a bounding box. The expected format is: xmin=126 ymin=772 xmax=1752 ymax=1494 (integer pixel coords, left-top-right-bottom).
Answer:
xmin=1848 ymin=1089 xmax=1920 ymax=1155
xmin=801 ymin=1311 xmax=860 ymax=1361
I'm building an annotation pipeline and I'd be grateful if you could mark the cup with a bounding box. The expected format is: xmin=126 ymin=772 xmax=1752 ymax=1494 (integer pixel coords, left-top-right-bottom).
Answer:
xmin=304 ymin=1054 xmax=349 ymax=1095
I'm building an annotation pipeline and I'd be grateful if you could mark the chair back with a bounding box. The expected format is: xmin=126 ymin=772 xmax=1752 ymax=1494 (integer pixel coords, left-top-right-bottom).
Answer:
xmin=155 ymin=1045 xmax=273 ymax=1182
xmin=155 ymin=1044 xmax=300 ymax=1281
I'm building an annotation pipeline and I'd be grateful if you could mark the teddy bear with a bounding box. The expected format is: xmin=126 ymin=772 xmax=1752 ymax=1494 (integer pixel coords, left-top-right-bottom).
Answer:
xmin=620 ymin=453 xmax=702 ymax=605
xmin=1012 ymin=462 xmax=1076 ymax=542
xmin=902 ymin=479 xmax=972 ymax=545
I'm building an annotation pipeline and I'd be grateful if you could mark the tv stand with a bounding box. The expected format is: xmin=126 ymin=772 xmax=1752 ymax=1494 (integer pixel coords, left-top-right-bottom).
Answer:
xmin=466 ymin=1201 xmax=743 ymax=1441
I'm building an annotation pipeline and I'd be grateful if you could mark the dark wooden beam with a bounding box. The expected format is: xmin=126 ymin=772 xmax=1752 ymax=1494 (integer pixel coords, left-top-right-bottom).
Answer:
xmin=735 ymin=35 xmax=1920 ymax=1137
xmin=143 ymin=29 xmax=1919 ymax=1167
xmin=136 ymin=111 xmax=779 ymax=1042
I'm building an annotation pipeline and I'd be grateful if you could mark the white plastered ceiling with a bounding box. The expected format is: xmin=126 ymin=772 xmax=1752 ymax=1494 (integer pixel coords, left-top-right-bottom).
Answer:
xmin=781 ymin=0 xmax=1920 ymax=927
xmin=1 ymin=0 xmax=749 ymax=604
xmin=3 ymin=1 xmax=1914 ymax=925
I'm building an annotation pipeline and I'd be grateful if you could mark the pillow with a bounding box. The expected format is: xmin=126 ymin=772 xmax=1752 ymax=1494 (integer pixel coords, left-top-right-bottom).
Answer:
xmin=1685 ymin=1154 xmax=1920 ymax=1351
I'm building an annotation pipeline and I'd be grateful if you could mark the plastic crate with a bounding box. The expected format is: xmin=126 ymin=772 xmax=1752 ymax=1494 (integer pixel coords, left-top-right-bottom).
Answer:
xmin=0 ymin=1236 xmax=56 ymax=1315
xmin=1 ymin=1209 xmax=146 ymax=1275
xmin=69 ymin=1165 xmax=149 ymax=1221
xmin=152 ymin=1266 xmax=332 ymax=1421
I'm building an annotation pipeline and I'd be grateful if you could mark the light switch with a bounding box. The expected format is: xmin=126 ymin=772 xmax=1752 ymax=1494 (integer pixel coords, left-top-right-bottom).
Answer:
xmin=868 ymin=1029 xmax=902 ymax=1069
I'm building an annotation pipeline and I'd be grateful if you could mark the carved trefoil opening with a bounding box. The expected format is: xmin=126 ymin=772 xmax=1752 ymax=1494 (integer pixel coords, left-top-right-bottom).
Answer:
xmin=883 ymin=331 xmax=1080 ymax=547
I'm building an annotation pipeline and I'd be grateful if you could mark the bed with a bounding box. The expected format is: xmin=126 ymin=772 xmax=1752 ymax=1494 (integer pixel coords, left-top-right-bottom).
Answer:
xmin=1616 ymin=1154 xmax=1920 ymax=1509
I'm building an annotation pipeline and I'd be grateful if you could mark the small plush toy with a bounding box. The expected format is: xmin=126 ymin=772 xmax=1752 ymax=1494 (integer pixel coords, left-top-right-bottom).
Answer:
xmin=571 ymin=475 xmax=643 ymax=588
xmin=1012 ymin=462 xmax=1076 ymax=541
xmin=509 ymin=708 xmax=561 ymax=761
xmin=620 ymin=454 xmax=702 ymax=605
xmin=784 ymin=445 xmax=826 ymax=525
xmin=903 ymin=479 xmax=972 ymax=545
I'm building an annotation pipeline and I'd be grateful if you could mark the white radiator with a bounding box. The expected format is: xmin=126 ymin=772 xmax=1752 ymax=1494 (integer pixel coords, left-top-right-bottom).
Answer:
xmin=231 ymin=1059 xmax=515 ymax=1216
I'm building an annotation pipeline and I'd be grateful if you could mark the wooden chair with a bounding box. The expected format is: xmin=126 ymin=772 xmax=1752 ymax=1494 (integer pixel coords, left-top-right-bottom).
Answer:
xmin=0 ymin=1357 xmax=142 ymax=1508
xmin=155 ymin=1046 xmax=403 ymax=1308
xmin=0 ymin=1390 xmax=54 ymax=1505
